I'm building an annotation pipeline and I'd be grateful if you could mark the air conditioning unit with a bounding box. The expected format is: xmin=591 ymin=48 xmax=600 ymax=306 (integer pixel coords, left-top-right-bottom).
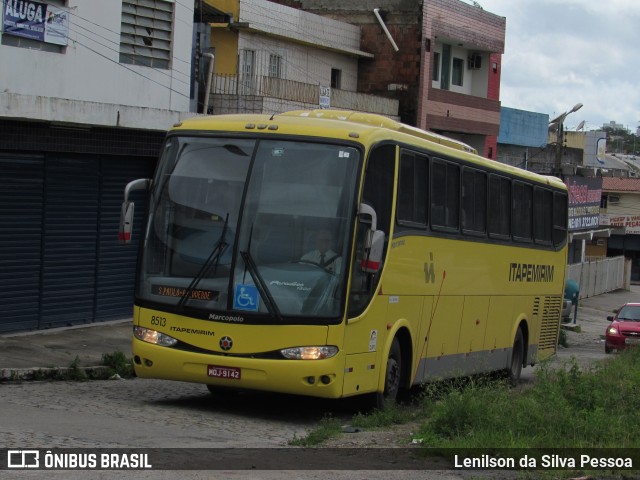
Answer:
xmin=468 ymin=53 xmax=482 ymax=70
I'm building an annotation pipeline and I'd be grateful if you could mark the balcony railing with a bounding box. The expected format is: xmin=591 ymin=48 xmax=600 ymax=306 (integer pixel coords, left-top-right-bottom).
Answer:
xmin=211 ymin=74 xmax=399 ymax=118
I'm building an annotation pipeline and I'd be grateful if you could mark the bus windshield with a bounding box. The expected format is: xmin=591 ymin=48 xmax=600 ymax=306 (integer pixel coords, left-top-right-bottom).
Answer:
xmin=139 ymin=135 xmax=360 ymax=322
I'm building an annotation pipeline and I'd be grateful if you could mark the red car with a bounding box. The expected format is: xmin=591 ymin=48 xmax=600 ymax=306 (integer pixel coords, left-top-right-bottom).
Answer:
xmin=605 ymin=303 xmax=640 ymax=353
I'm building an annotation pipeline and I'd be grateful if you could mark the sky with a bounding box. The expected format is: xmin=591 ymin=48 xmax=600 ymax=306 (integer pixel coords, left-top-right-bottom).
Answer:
xmin=471 ymin=0 xmax=640 ymax=133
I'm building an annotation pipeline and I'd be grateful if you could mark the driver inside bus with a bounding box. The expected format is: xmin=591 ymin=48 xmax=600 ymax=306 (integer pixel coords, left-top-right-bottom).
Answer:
xmin=301 ymin=229 xmax=342 ymax=274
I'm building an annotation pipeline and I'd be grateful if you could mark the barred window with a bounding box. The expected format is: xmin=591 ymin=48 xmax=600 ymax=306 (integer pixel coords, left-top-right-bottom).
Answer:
xmin=268 ymin=54 xmax=283 ymax=78
xmin=120 ymin=0 xmax=173 ymax=69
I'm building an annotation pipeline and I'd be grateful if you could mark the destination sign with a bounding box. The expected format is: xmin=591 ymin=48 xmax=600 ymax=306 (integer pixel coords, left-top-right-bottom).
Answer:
xmin=152 ymin=285 xmax=218 ymax=301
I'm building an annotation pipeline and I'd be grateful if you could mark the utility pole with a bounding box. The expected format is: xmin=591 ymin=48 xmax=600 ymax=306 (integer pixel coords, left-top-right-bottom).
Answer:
xmin=549 ymin=103 xmax=583 ymax=177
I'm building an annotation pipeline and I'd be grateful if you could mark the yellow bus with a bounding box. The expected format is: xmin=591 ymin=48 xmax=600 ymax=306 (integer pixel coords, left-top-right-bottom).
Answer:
xmin=120 ymin=110 xmax=568 ymax=407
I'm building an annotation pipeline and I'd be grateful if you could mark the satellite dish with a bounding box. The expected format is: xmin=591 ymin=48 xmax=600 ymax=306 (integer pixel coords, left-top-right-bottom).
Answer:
xmin=576 ymin=121 xmax=585 ymax=131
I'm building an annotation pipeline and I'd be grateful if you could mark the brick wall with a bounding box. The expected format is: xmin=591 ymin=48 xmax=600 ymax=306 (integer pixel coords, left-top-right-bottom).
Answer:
xmin=358 ymin=23 xmax=422 ymax=124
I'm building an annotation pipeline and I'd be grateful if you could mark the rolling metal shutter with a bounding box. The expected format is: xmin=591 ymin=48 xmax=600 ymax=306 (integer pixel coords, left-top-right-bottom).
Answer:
xmin=0 ymin=155 xmax=45 ymax=332
xmin=0 ymin=153 xmax=154 ymax=332
xmin=96 ymin=157 xmax=154 ymax=320
xmin=40 ymin=156 xmax=100 ymax=328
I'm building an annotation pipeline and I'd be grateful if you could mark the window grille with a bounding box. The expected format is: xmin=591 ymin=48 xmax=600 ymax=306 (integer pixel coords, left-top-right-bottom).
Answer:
xmin=268 ymin=54 xmax=282 ymax=78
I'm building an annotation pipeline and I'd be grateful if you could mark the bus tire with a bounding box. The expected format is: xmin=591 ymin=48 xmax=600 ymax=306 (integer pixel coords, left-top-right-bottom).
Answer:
xmin=359 ymin=337 xmax=403 ymax=411
xmin=507 ymin=328 xmax=524 ymax=385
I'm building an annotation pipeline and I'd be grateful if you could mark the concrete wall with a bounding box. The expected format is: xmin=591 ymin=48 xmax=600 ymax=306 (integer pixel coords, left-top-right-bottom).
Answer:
xmin=237 ymin=32 xmax=359 ymax=90
xmin=0 ymin=0 xmax=194 ymax=130
xmin=239 ymin=0 xmax=364 ymax=54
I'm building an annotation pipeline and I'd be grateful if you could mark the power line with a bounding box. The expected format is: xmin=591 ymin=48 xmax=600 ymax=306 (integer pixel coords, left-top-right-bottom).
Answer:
xmin=67 ymin=23 xmax=192 ymax=88
xmin=56 ymin=1 xmax=193 ymax=69
xmin=71 ymin=37 xmax=191 ymax=100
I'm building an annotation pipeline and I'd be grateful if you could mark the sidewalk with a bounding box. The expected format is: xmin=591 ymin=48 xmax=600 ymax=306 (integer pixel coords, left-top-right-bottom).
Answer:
xmin=565 ymin=284 xmax=640 ymax=345
xmin=0 ymin=318 xmax=132 ymax=380
xmin=0 ymin=286 xmax=638 ymax=380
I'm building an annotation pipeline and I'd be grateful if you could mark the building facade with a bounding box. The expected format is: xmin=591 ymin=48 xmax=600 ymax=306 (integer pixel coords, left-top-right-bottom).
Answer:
xmin=600 ymin=177 xmax=640 ymax=282
xmin=0 ymin=0 xmax=196 ymax=332
xmin=204 ymin=0 xmax=399 ymax=118
xmin=297 ymin=0 xmax=505 ymax=157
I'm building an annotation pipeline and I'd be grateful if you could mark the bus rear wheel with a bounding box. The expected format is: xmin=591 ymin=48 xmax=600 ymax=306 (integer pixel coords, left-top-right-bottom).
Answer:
xmin=507 ymin=328 xmax=524 ymax=385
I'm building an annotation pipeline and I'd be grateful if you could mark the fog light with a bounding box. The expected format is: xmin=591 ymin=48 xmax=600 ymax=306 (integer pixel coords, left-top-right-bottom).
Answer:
xmin=320 ymin=375 xmax=331 ymax=385
xmin=307 ymin=376 xmax=316 ymax=385
xmin=144 ymin=359 xmax=153 ymax=367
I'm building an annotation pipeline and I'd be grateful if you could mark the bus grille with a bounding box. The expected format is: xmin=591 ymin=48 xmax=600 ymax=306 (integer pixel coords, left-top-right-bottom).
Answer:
xmin=537 ymin=296 xmax=562 ymax=351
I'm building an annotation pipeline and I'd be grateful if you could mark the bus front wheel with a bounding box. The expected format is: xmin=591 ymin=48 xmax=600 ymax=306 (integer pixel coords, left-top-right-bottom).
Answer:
xmin=367 ymin=337 xmax=402 ymax=410
xmin=507 ymin=328 xmax=524 ymax=385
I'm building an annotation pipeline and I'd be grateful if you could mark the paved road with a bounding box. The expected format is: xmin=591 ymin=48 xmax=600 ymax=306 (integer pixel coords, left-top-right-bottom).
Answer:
xmin=0 ymin=379 xmax=470 ymax=479
xmin=2 ymin=286 xmax=638 ymax=479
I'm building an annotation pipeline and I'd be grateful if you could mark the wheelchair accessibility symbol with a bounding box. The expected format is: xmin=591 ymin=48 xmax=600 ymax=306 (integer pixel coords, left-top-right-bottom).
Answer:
xmin=233 ymin=284 xmax=259 ymax=312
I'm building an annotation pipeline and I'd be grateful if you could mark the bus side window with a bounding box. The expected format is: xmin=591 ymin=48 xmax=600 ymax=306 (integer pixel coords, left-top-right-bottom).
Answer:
xmin=348 ymin=144 xmax=395 ymax=317
xmin=488 ymin=175 xmax=511 ymax=239
xmin=553 ymin=192 xmax=568 ymax=247
xmin=431 ymin=159 xmax=460 ymax=231
xmin=397 ymin=150 xmax=428 ymax=227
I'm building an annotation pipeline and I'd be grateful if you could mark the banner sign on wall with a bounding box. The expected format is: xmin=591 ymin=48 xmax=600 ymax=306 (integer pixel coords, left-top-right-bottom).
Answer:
xmin=600 ymin=214 xmax=640 ymax=234
xmin=3 ymin=1 xmax=69 ymax=46
xmin=565 ymin=176 xmax=602 ymax=231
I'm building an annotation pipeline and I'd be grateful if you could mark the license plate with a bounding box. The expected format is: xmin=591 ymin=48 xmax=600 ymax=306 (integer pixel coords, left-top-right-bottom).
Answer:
xmin=625 ymin=337 xmax=640 ymax=345
xmin=207 ymin=365 xmax=241 ymax=380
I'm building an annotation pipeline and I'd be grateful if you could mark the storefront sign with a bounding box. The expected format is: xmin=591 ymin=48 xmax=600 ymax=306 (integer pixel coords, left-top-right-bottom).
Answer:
xmin=600 ymin=214 xmax=640 ymax=234
xmin=3 ymin=0 xmax=69 ymax=46
xmin=565 ymin=176 xmax=602 ymax=231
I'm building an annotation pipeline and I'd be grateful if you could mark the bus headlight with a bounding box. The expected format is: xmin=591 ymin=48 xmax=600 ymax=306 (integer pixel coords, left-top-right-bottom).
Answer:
xmin=280 ymin=346 xmax=338 ymax=360
xmin=134 ymin=326 xmax=178 ymax=347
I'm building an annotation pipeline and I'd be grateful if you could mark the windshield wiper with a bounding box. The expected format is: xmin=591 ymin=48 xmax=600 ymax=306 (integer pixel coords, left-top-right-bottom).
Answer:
xmin=239 ymin=250 xmax=283 ymax=322
xmin=177 ymin=213 xmax=229 ymax=310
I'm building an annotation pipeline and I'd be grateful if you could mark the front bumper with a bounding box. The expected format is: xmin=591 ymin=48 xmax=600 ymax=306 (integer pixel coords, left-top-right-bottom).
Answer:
xmin=133 ymin=338 xmax=346 ymax=399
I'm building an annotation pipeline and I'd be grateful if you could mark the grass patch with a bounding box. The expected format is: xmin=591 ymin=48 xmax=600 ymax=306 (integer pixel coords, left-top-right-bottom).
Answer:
xmin=289 ymin=415 xmax=342 ymax=446
xmin=558 ymin=329 xmax=568 ymax=347
xmin=351 ymin=401 xmax=419 ymax=430
xmin=414 ymin=348 xmax=640 ymax=449
xmin=292 ymin=348 xmax=640 ymax=464
xmin=100 ymin=351 xmax=135 ymax=378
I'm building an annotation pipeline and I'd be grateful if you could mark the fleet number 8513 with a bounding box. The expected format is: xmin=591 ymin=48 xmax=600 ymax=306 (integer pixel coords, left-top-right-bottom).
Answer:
xmin=150 ymin=315 xmax=167 ymax=327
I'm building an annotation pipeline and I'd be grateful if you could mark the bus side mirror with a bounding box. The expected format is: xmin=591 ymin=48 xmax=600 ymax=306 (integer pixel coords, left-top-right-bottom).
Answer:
xmin=358 ymin=203 xmax=384 ymax=273
xmin=118 ymin=202 xmax=135 ymax=245
xmin=362 ymin=230 xmax=384 ymax=273
xmin=118 ymin=178 xmax=150 ymax=245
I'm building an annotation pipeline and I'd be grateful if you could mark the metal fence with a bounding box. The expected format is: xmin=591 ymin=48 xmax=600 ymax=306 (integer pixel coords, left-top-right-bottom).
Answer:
xmin=567 ymin=256 xmax=630 ymax=299
xmin=211 ymin=74 xmax=399 ymax=117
